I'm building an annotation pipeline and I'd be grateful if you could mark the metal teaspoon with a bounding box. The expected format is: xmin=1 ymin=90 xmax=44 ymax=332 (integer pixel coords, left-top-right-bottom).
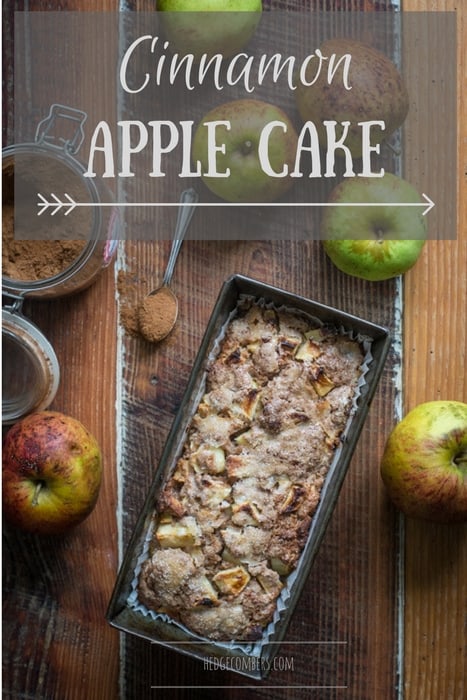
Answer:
xmin=137 ymin=188 xmax=198 ymax=343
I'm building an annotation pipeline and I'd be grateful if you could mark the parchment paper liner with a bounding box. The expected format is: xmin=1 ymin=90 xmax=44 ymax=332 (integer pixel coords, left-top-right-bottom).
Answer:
xmin=126 ymin=294 xmax=374 ymax=657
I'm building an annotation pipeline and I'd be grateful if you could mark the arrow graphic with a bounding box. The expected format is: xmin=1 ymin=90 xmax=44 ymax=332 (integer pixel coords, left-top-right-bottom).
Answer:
xmin=37 ymin=192 xmax=77 ymax=216
xmin=37 ymin=192 xmax=435 ymax=217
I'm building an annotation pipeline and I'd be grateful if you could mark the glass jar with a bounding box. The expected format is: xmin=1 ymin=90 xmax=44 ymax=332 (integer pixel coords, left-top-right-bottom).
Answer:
xmin=2 ymin=105 xmax=119 ymax=422
xmin=2 ymin=104 xmax=119 ymax=299
xmin=2 ymin=303 xmax=60 ymax=424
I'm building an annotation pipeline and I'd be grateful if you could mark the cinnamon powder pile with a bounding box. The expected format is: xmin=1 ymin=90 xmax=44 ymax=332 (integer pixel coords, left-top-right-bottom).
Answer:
xmin=117 ymin=269 xmax=144 ymax=337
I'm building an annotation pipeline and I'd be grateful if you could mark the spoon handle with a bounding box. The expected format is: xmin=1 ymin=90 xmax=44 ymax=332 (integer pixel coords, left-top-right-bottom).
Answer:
xmin=162 ymin=188 xmax=199 ymax=287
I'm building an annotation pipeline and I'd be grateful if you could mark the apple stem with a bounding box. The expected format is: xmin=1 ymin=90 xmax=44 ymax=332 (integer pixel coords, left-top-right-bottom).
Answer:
xmin=241 ymin=140 xmax=253 ymax=156
xmin=31 ymin=481 xmax=43 ymax=507
xmin=453 ymin=450 xmax=467 ymax=473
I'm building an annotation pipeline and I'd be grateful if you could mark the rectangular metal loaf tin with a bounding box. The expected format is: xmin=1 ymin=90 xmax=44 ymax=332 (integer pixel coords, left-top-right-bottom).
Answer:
xmin=107 ymin=274 xmax=391 ymax=680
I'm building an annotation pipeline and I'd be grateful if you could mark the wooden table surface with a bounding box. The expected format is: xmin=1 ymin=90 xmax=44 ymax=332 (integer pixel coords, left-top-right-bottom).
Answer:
xmin=2 ymin=1 xmax=465 ymax=699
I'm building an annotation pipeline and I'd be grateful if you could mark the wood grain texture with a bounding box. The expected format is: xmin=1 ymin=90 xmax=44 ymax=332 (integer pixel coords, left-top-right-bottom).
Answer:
xmin=114 ymin=13 xmax=403 ymax=697
xmin=2 ymin=2 xmax=120 ymax=700
xmin=402 ymin=1 xmax=467 ymax=700
xmin=2 ymin=0 xmax=465 ymax=699
xmin=117 ymin=238 xmax=401 ymax=699
xmin=2 ymin=270 xmax=120 ymax=700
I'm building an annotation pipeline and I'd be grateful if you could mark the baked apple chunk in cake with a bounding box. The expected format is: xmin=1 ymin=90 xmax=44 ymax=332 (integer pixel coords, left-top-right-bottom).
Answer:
xmin=139 ymin=300 xmax=365 ymax=641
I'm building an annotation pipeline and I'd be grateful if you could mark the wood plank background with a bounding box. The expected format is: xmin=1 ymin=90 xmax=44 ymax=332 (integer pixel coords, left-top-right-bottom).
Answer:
xmin=116 ymin=239 xmax=401 ymax=699
xmin=2 ymin=1 xmax=465 ymax=699
xmin=402 ymin=1 xmax=467 ymax=699
xmin=116 ymin=1 xmax=401 ymax=697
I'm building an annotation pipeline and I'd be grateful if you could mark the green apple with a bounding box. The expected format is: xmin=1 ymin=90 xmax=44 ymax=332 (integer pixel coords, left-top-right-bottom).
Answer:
xmin=381 ymin=401 xmax=467 ymax=523
xmin=2 ymin=410 xmax=102 ymax=535
xmin=157 ymin=0 xmax=262 ymax=60
xmin=192 ymin=98 xmax=298 ymax=203
xmin=295 ymin=38 xmax=409 ymax=158
xmin=321 ymin=173 xmax=426 ymax=281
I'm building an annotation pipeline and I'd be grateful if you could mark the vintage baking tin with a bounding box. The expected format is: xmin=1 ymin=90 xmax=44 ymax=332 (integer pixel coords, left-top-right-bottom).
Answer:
xmin=107 ymin=274 xmax=391 ymax=680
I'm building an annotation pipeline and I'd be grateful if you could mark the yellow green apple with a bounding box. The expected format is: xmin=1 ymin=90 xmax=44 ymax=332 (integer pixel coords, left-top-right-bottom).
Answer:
xmin=2 ymin=410 xmax=102 ymax=535
xmin=157 ymin=0 xmax=262 ymax=60
xmin=381 ymin=401 xmax=467 ymax=523
xmin=321 ymin=173 xmax=426 ymax=281
xmin=192 ymin=98 xmax=298 ymax=202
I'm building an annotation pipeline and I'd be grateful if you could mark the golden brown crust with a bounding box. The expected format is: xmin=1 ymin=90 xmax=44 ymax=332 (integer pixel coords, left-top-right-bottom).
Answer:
xmin=138 ymin=301 xmax=364 ymax=641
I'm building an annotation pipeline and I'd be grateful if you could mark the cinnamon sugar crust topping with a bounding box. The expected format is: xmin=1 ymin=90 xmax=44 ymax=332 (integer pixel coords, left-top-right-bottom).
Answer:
xmin=138 ymin=300 xmax=365 ymax=641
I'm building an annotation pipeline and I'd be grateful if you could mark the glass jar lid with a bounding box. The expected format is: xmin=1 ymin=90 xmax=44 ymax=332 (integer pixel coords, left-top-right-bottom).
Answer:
xmin=2 ymin=308 xmax=60 ymax=424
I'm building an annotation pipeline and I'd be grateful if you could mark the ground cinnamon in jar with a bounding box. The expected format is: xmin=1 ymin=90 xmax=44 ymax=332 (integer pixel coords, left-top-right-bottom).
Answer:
xmin=137 ymin=286 xmax=178 ymax=343
xmin=2 ymin=206 xmax=86 ymax=280
xmin=2 ymin=160 xmax=87 ymax=281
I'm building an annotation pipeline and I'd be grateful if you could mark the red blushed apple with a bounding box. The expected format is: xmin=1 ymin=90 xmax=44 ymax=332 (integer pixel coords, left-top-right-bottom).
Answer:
xmin=2 ymin=410 xmax=102 ymax=535
xmin=381 ymin=401 xmax=467 ymax=523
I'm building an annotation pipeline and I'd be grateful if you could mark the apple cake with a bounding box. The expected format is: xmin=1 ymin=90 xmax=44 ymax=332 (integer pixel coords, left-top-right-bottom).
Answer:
xmin=138 ymin=299 xmax=365 ymax=641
